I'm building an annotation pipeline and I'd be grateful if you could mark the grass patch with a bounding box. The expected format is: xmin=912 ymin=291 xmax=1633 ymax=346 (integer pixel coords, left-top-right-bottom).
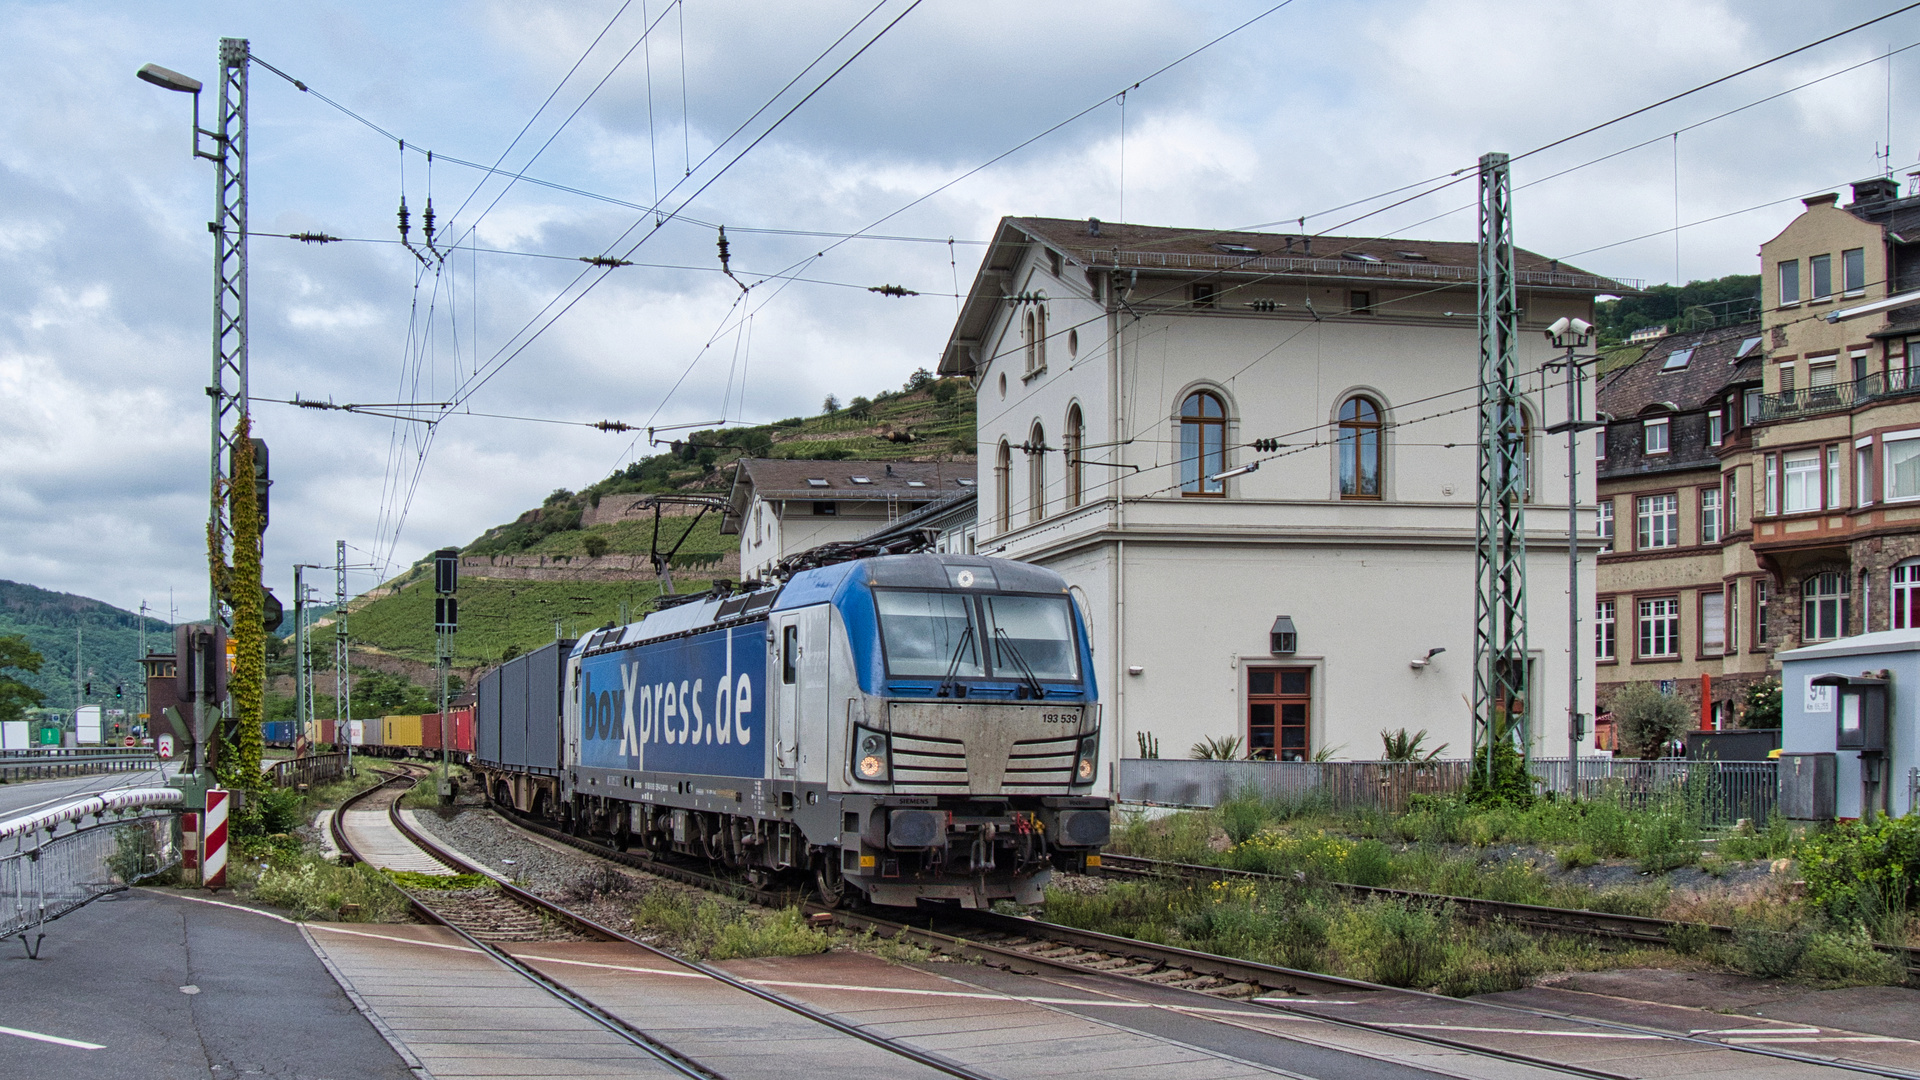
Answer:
xmin=386 ymin=870 xmax=492 ymax=890
xmin=249 ymin=854 xmax=412 ymax=921
xmin=632 ymin=889 xmax=830 ymax=960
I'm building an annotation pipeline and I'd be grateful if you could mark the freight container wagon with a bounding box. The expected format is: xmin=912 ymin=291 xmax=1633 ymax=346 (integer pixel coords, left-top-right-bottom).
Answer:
xmin=419 ymin=707 xmax=475 ymax=759
xmin=263 ymin=721 xmax=296 ymax=747
xmin=473 ymin=641 xmax=572 ymax=818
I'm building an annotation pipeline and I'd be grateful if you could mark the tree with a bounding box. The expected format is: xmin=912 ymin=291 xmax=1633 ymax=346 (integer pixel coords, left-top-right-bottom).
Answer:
xmin=1608 ymin=682 xmax=1694 ymax=759
xmin=1741 ymin=677 xmax=1782 ymax=728
xmin=0 ymin=634 xmax=45 ymax=723
xmin=904 ymin=367 xmax=934 ymax=392
xmin=848 ymin=396 xmax=873 ymax=419
xmin=583 ymin=534 xmax=609 ymax=559
xmin=821 ymin=394 xmax=840 ymax=414
xmin=932 ymin=379 xmax=959 ymax=404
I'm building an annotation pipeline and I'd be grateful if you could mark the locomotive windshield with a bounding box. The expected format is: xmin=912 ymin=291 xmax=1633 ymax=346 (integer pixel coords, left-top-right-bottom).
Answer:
xmin=874 ymin=590 xmax=982 ymax=677
xmin=875 ymin=589 xmax=1079 ymax=682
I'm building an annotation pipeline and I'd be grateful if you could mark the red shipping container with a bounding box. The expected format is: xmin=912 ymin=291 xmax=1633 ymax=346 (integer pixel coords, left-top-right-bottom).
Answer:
xmin=420 ymin=708 xmax=474 ymax=753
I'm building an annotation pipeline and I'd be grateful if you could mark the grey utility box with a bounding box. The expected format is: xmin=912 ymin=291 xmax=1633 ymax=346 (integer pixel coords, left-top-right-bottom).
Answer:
xmin=1778 ymin=752 xmax=1836 ymax=821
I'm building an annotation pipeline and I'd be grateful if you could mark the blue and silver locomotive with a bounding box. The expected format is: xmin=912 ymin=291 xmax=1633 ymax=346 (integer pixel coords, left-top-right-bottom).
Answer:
xmin=473 ymin=553 xmax=1110 ymax=908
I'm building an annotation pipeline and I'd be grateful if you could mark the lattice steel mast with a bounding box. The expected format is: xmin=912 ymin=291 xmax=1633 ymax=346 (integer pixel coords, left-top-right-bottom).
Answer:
xmin=1472 ymin=151 xmax=1530 ymax=780
xmin=207 ymin=37 xmax=249 ymax=626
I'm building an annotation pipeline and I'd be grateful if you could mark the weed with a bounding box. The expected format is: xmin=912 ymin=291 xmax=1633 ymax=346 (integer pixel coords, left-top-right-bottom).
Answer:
xmin=1344 ymin=839 xmax=1395 ymax=887
xmin=251 ymin=856 xmax=409 ymax=921
xmin=564 ymin=865 xmax=633 ymax=904
xmin=1720 ymin=813 xmax=1796 ymax=862
xmin=1798 ymin=923 xmax=1906 ymax=985
xmin=1333 ymin=897 xmax=1450 ymax=988
xmin=1556 ymin=843 xmax=1601 ymax=870
xmin=1731 ymin=924 xmax=1813 ymax=979
xmin=385 ymin=870 xmax=492 ymax=890
xmin=1665 ymin=922 xmax=1716 ymax=956
xmin=632 ymin=889 xmax=829 ymax=960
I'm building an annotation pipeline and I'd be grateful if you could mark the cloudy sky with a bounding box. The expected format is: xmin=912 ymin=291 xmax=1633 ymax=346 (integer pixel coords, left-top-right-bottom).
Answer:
xmin=3 ymin=0 xmax=1917 ymax=617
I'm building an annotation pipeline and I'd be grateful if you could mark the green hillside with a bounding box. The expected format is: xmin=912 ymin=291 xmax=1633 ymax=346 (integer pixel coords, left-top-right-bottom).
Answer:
xmin=0 ymin=580 xmax=173 ymax=712
xmin=317 ymin=577 xmax=667 ymax=669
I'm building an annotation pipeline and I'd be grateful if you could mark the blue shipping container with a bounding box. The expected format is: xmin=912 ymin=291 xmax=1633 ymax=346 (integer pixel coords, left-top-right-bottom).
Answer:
xmin=577 ymin=623 xmax=765 ymax=777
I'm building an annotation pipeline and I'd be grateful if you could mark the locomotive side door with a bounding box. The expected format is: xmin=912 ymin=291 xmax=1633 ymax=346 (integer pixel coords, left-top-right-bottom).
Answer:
xmin=773 ymin=613 xmax=801 ymax=774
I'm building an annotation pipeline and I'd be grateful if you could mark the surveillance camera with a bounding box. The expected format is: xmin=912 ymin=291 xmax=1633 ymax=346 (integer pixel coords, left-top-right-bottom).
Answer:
xmin=1546 ymin=316 xmax=1572 ymax=338
xmin=1570 ymin=317 xmax=1593 ymax=337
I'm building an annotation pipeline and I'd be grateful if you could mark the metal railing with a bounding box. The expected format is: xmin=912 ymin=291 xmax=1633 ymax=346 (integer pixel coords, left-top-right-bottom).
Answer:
xmin=3 ymin=789 xmax=183 ymax=955
xmin=1530 ymin=758 xmax=1776 ymax=826
xmin=1755 ymin=368 xmax=1920 ymax=422
xmin=1116 ymin=757 xmax=1777 ymax=824
xmin=268 ymin=752 xmax=349 ymax=789
xmin=0 ymin=747 xmax=160 ymax=782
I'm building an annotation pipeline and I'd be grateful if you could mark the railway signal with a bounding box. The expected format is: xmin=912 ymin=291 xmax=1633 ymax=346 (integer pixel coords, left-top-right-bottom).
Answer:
xmin=434 ymin=547 xmax=459 ymax=803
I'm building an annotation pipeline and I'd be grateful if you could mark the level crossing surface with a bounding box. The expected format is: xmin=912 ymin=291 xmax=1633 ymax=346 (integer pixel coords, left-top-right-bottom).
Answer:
xmin=0 ymin=887 xmax=412 ymax=1080
xmin=0 ymin=761 xmax=180 ymax=821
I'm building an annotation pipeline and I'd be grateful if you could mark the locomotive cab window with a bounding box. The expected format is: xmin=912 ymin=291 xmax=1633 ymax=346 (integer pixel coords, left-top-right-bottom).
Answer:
xmin=982 ymin=595 xmax=1080 ymax=681
xmin=782 ymin=625 xmax=799 ymax=684
xmin=874 ymin=590 xmax=980 ymax=678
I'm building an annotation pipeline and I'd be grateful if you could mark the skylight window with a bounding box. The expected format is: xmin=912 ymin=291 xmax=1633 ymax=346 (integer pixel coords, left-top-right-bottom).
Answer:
xmin=1343 ymin=252 xmax=1384 ymax=263
xmin=1737 ymin=336 xmax=1762 ymax=358
xmin=806 ymin=478 xmax=829 ymax=487
xmin=1396 ymin=251 xmax=1428 ymax=261
xmin=850 ymin=476 xmax=872 ymax=484
xmin=956 ymin=478 xmax=976 ymax=487
xmin=906 ymin=480 xmax=927 ymax=488
xmin=1214 ymin=242 xmax=1261 ymax=256
xmin=1662 ymin=347 xmax=1694 ymax=371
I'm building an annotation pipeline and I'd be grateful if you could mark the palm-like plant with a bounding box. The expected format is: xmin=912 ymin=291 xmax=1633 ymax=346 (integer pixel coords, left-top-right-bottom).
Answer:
xmin=1380 ymin=728 xmax=1448 ymax=764
xmin=1189 ymin=734 xmax=1246 ymax=760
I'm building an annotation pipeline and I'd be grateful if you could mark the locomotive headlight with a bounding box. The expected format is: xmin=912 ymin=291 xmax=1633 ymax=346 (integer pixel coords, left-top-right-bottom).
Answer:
xmin=854 ymin=725 xmax=890 ymax=782
xmin=1074 ymin=734 xmax=1099 ymax=784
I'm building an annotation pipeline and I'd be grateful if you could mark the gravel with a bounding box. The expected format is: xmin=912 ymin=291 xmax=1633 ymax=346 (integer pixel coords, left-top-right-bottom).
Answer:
xmin=407 ymin=805 xmax=757 ymax=935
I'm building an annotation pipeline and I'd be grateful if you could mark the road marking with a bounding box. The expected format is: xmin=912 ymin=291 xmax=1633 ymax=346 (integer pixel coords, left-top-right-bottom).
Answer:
xmin=1383 ymin=1023 xmax=1663 ymax=1040
xmin=307 ymin=924 xmax=482 ymax=954
xmin=1692 ymin=1026 xmax=1821 ymax=1036
xmin=1722 ymin=1035 xmax=1908 ymax=1044
xmin=0 ymin=1025 xmax=105 ymax=1050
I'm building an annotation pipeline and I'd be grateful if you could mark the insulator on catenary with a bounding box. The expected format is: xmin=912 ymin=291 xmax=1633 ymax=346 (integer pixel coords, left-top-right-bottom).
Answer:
xmin=397 ymin=196 xmax=410 ymax=239
xmin=868 ymin=284 xmax=919 ymax=297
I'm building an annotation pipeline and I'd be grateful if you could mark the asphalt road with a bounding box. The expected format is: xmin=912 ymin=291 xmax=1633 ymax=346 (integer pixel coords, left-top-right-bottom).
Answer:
xmin=0 ymin=888 xmax=413 ymax=1080
xmin=0 ymin=763 xmax=181 ymax=821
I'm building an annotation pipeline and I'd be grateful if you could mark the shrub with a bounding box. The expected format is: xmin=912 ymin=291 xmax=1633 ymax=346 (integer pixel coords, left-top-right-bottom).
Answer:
xmin=1343 ymin=839 xmax=1395 ymax=887
xmin=1798 ymin=923 xmax=1906 ymax=985
xmin=633 ymin=889 xmax=830 ymax=960
xmin=1740 ymin=678 xmax=1782 ymax=728
xmin=1335 ymin=897 xmax=1449 ymax=988
xmin=1797 ymin=814 xmax=1920 ymax=928
xmin=932 ymin=379 xmax=959 ymax=404
xmin=1732 ymin=924 xmax=1812 ymax=979
xmin=252 ymin=857 xmax=409 ymax=921
xmin=583 ymin=535 xmax=609 ymax=558
xmin=1720 ymin=813 xmax=1795 ymax=861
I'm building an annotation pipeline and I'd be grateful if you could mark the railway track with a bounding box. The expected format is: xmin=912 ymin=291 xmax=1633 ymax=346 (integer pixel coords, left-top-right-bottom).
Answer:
xmin=1093 ymin=852 xmax=1920 ymax=979
xmin=477 ymin=798 xmax=1920 ymax=1080
xmin=333 ymin=768 xmax=1000 ymax=1080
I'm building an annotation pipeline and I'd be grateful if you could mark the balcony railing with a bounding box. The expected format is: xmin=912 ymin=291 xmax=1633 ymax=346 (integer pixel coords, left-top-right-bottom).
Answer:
xmin=1756 ymin=369 xmax=1920 ymax=422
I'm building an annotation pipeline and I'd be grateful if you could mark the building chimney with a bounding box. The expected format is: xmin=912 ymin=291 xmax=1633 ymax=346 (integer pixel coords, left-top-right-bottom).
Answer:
xmin=1803 ymin=192 xmax=1840 ymax=210
xmin=1087 ymin=217 xmax=1102 ymax=237
xmin=1850 ymin=177 xmax=1900 ymax=207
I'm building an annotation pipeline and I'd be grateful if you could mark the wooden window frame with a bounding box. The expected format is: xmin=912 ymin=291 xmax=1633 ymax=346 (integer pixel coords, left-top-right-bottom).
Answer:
xmin=1179 ymin=390 xmax=1228 ymax=498
xmin=1337 ymin=396 xmax=1384 ymax=501
xmin=1246 ymin=665 xmax=1312 ymax=762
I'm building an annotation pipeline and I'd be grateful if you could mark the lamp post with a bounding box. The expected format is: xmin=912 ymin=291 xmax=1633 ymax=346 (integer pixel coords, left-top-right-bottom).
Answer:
xmin=1544 ymin=316 xmax=1599 ymax=796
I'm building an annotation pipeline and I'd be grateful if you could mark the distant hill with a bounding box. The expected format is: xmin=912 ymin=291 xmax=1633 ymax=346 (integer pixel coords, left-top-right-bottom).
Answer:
xmin=0 ymin=580 xmax=173 ymax=713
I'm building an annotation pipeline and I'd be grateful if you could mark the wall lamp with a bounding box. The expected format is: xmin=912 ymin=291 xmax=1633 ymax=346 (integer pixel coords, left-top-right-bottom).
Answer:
xmin=1409 ymin=647 xmax=1446 ymax=669
xmin=1210 ymin=461 xmax=1259 ymax=482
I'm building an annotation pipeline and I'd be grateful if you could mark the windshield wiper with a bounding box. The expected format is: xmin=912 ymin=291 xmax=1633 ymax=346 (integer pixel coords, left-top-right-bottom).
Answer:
xmin=937 ymin=624 xmax=975 ymax=699
xmin=993 ymin=627 xmax=1047 ymax=700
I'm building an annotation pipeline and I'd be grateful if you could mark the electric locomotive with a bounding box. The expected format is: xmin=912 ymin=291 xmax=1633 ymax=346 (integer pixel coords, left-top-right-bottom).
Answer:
xmin=474 ymin=552 xmax=1110 ymax=908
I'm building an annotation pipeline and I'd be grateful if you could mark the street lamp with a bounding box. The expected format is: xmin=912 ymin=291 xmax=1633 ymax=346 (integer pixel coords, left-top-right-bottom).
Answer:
xmin=1544 ymin=317 xmax=1598 ymax=794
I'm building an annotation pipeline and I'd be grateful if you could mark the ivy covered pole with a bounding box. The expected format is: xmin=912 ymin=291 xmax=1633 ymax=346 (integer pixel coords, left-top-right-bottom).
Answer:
xmin=220 ymin=417 xmax=265 ymax=791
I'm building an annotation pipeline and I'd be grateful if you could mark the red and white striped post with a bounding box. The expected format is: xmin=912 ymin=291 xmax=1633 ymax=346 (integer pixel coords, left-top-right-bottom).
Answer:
xmin=202 ymin=788 xmax=230 ymax=890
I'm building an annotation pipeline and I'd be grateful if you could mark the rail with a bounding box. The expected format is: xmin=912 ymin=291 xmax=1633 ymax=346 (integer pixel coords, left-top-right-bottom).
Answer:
xmin=0 ymin=746 xmax=161 ymax=782
xmin=268 ymin=752 xmax=349 ymax=789
xmin=2 ymin=788 xmax=183 ymax=956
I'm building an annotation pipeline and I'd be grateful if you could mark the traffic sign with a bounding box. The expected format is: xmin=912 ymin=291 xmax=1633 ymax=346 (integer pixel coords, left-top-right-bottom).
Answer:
xmin=123 ymin=736 xmax=135 ymax=747
xmin=203 ymin=789 xmax=229 ymax=889
xmin=157 ymin=734 xmax=175 ymax=760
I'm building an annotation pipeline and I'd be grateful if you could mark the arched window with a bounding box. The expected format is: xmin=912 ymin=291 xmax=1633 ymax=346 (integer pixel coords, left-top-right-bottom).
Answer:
xmin=995 ymin=440 xmax=1012 ymax=532
xmin=1179 ymin=390 xmax=1227 ymax=497
xmin=1064 ymin=404 xmax=1085 ymax=508
xmin=1028 ymin=422 xmax=1047 ymax=523
xmin=1034 ymin=306 xmax=1048 ymax=371
xmin=1337 ymin=396 xmax=1383 ymax=499
xmin=1022 ymin=310 xmax=1039 ymax=375
xmin=1894 ymin=560 xmax=1920 ymax=629
xmin=1802 ymin=571 xmax=1849 ymax=641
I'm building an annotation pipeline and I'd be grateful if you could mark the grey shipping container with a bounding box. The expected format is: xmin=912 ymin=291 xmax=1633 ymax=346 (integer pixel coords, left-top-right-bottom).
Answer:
xmin=524 ymin=640 xmax=567 ymax=773
xmin=476 ymin=666 xmax=501 ymax=765
xmin=500 ymin=651 xmax=529 ymax=769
